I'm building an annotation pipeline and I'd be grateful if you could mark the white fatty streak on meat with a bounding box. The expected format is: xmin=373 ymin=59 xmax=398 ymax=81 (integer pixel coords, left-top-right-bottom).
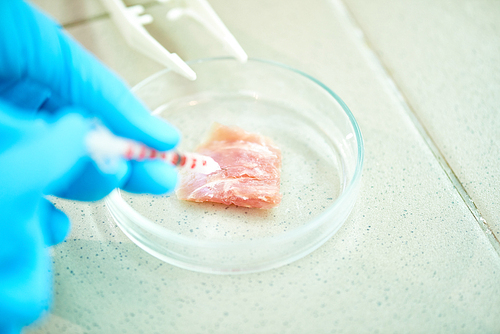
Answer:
xmin=187 ymin=178 xmax=241 ymax=200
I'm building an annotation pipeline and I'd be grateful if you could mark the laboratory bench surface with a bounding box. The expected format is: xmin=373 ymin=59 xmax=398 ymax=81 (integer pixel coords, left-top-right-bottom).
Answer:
xmin=26 ymin=0 xmax=500 ymax=333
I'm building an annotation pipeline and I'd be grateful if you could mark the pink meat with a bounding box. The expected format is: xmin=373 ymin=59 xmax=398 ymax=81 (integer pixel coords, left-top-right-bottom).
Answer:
xmin=176 ymin=123 xmax=282 ymax=209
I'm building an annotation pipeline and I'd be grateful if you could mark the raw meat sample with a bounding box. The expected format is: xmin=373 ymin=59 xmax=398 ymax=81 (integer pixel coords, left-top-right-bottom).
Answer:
xmin=176 ymin=123 xmax=282 ymax=209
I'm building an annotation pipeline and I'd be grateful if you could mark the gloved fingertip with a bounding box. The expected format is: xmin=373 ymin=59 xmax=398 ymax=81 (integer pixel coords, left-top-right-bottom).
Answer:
xmin=54 ymin=159 xmax=130 ymax=201
xmin=154 ymin=163 xmax=178 ymax=194
xmin=121 ymin=115 xmax=181 ymax=152
xmin=149 ymin=119 xmax=181 ymax=152
xmin=98 ymin=92 xmax=181 ymax=152
xmin=123 ymin=161 xmax=178 ymax=195
xmin=96 ymin=157 xmax=130 ymax=185
xmin=45 ymin=205 xmax=71 ymax=246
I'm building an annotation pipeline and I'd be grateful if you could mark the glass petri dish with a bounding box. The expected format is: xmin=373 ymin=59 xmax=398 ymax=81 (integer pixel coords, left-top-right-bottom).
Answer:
xmin=105 ymin=57 xmax=364 ymax=274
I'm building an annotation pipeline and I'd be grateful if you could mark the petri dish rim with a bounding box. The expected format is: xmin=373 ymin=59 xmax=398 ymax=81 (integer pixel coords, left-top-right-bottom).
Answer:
xmin=109 ymin=57 xmax=364 ymax=250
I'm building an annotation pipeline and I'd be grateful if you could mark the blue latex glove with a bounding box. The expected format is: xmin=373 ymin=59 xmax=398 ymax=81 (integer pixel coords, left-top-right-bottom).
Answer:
xmin=0 ymin=0 xmax=180 ymax=332
xmin=0 ymin=106 xmax=92 ymax=334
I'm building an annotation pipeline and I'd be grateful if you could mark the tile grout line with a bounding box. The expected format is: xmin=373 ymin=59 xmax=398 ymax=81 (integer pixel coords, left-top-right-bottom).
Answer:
xmin=63 ymin=13 xmax=109 ymax=29
xmin=329 ymin=0 xmax=500 ymax=255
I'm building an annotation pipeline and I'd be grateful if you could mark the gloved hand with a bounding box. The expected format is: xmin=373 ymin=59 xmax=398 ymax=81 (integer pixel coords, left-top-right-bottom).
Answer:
xmin=0 ymin=106 xmax=93 ymax=334
xmin=0 ymin=0 xmax=180 ymax=332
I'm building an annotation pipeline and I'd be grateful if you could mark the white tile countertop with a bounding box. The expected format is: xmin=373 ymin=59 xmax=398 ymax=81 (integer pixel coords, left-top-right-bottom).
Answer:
xmin=26 ymin=0 xmax=500 ymax=333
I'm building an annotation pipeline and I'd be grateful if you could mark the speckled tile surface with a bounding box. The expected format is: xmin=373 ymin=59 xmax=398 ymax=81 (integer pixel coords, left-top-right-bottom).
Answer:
xmin=25 ymin=0 xmax=500 ymax=333
xmin=342 ymin=0 xmax=500 ymax=240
